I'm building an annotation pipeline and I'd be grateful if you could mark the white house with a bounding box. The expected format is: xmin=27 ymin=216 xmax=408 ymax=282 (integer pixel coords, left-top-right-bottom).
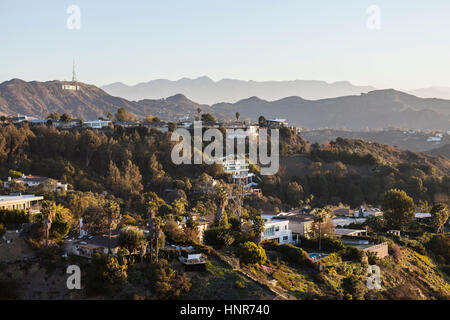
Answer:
xmin=261 ymin=219 xmax=293 ymax=244
xmin=4 ymin=174 xmax=68 ymax=191
xmin=0 ymin=194 xmax=44 ymax=212
xmin=266 ymin=119 xmax=288 ymax=128
xmin=83 ymin=120 xmax=111 ymax=129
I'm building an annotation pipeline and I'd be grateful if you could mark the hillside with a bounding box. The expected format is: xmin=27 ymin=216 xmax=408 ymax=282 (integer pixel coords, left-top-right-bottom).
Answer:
xmin=102 ymin=77 xmax=375 ymax=105
xmin=301 ymin=129 xmax=450 ymax=153
xmin=0 ymin=79 xmax=215 ymax=121
xmin=211 ymin=90 xmax=450 ymax=130
xmin=2 ymin=79 xmax=450 ymax=130
xmin=429 ymin=144 xmax=450 ymax=159
xmin=0 ymin=79 xmax=141 ymax=120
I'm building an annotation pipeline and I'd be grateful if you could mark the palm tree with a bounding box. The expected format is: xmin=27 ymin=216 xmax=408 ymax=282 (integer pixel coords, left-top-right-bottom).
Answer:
xmin=312 ymin=208 xmax=331 ymax=254
xmin=215 ymin=185 xmax=229 ymax=225
xmin=153 ymin=217 xmax=165 ymax=263
xmin=103 ymin=200 xmax=121 ymax=253
xmin=41 ymin=201 xmax=56 ymax=247
xmin=147 ymin=199 xmax=159 ymax=261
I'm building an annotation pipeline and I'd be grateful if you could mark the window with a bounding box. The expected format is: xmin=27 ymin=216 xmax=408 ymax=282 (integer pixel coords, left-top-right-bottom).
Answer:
xmin=275 ymin=226 xmax=280 ymax=232
xmin=264 ymin=227 xmax=275 ymax=237
xmin=283 ymin=236 xmax=288 ymax=241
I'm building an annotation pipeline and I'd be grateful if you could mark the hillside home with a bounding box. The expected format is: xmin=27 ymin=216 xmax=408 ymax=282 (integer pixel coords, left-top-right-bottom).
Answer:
xmin=261 ymin=218 xmax=293 ymax=244
xmin=4 ymin=175 xmax=68 ymax=191
xmin=272 ymin=213 xmax=314 ymax=239
xmin=333 ymin=228 xmax=368 ymax=238
xmin=64 ymin=233 xmax=120 ymax=258
xmin=0 ymin=194 xmax=44 ymax=213
xmin=266 ymin=119 xmax=288 ymax=128
xmin=332 ymin=207 xmax=354 ymax=217
xmin=354 ymin=207 xmax=383 ymax=218
xmin=83 ymin=120 xmax=111 ymax=129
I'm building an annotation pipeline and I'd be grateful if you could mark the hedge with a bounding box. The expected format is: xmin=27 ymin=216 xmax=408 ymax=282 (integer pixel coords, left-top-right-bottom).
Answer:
xmin=297 ymin=236 xmax=345 ymax=253
xmin=0 ymin=209 xmax=30 ymax=227
xmin=261 ymin=240 xmax=313 ymax=266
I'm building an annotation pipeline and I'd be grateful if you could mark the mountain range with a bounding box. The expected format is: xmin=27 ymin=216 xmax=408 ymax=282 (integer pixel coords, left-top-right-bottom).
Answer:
xmin=0 ymin=78 xmax=449 ymax=130
xmin=101 ymin=77 xmax=376 ymax=105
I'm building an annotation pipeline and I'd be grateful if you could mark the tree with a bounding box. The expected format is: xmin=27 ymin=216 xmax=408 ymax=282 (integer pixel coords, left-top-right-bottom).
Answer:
xmin=61 ymin=113 xmax=72 ymax=124
xmin=258 ymin=115 xmax=267 ymax=127
xmin=381 ymin=189 xmax=415 ymax=230
xmin=172 ymin=198 xmax=188 ymax=216
xmin=214 ymin=184 xmax=229 ymax=226
xmin=196 ymin=108 xmax=202 ymax=121
xmin=153 ymin=217 xmax=165 ymax=262
xmin=251 ymin=216 xmax=265 ymax=243
xmin=146 ymin=192 xmax=165 ymax=261
xmin=431 ymin=203 xmax=449 ymax=233
xmin=118 ymin=228 xmax=148 ymax=264
xmin=342 ymin=275 xmax=366 ymax=300
xmin=103 ymin=200 xmax=121 ymax=252
xmin=235 ymin=112 xmax=240 ymax=121
xmin=47 ymin=112 xmax=60 ymax=121
xmin=201 ymin=113 xmax=216 ymax=124
xmin=41 ymin=200 xmax=56 ymax=247
xmin=286 ymin=181 xmax=304 ymax=207
xmin=150 ymin=260 xmax=192 ymax=299
xmin=107 ymin=112 xmax=113 ymax=121
xmin=86 ymin=253 xmax=127 ymax=296
xmin=106 ymin=160 xmax=143 ymax=199
xmin=312 ymin=208 xmax=332 ymax=254
xmin=115 ymin=107 xmax=135 ymax=122
xmin=238 ymin=241 xmax=267 ymax=265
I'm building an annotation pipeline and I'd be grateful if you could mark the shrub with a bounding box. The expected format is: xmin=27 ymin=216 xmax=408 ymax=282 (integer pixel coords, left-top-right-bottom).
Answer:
xmin=341 ymin=275 xmax=366 ymax=300
xmin=235 ymin=280 xmax=246 ymax=289
xmin=366 ymin=252 xmax=379 ymax=265
xmin=0 ymin=224 xmax=5 ymax=238
xmin=389 ymin=244 xmax=402 ymax=262
xmin=260 ymin=239 xmax=280 ymax=251
xmin=339 ymin=246 xmax=365 ymax=263
xmin=297 ymin=236 xmax=345 ymax=253
xmin=317 ymin=253 xmax=342 ymax=265
xmin=0 ymin=209 xmax=30 ymax=227
xmin=238 ymin=241 xmax=267 ymax=265
xmin=158 ymin=249 xmax=184 ymax=261
xmin=203 ymin=228 xmax=235 ymax=247
xmin=278 ymin=243 xmax=313 ymax=267
xmin=145 ymin=259 xmax=192 ymax=299
xmin=426 ymin=233 xmax=450 ymax=265
xmin=85 ymin=253 xmax=128 ymax=296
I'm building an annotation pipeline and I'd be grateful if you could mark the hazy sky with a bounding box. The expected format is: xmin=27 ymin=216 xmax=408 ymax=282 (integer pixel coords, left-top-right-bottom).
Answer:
xmin=1 ymin=0 xmax=450 ymax=89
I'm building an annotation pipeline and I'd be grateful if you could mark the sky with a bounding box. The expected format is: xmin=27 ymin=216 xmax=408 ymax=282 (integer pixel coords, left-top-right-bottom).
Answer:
xmin=1 ymin=0 xmax=450 ymax=89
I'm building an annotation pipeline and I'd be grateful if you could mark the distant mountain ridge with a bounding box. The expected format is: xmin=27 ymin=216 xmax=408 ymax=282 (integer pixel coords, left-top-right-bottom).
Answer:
xmin=210 ymin=89 xmax=450 ymax=130
xmin=1 ymin=79 xmax=450 ymax=130
xmin=101 ymin=76 xmax=376 ymax=104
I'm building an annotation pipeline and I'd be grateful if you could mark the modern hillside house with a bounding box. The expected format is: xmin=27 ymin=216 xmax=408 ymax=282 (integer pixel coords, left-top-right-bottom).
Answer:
xmin=221 ymin=155 xmax=256 ymax=187
xmin=0 ymin=194 xmax=44 ymax=213
xmin=261 ymin=219 xmax=293 ymax=244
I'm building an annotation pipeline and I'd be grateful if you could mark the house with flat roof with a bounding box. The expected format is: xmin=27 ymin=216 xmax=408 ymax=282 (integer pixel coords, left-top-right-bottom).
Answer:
xmin=261 ymin=218 xmax=293 ymax=244
xmin=4 ymin=174 xmax=68 ymax=191
xmin=0 ymin=194 xmax=44 ymax=213
xmin=272 ymin=213 xmax=314 ymax=239
xmin=83 ymin=120 xmax=111 ymax=129
xmin=64 ymin=233 xmax=120 ymax=258
xmin=266 ymin=119 xmax=288 ymax=128
xmin=334 ymin=228 xmax=368 ymax=238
